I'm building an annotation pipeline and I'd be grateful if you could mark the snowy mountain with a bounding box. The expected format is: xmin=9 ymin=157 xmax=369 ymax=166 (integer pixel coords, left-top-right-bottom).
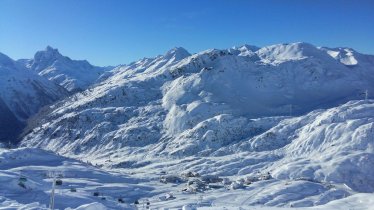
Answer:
xmin=19 ymin=42 xmax=374 ymax=207
xmin=23 ymin=46 xmax=111 ymax=92
xmin=0 ymin=52 xmax=68 ymax=143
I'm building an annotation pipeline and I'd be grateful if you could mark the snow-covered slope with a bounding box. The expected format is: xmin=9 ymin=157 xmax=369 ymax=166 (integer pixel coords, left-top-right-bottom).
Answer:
xmin=23 ymin=46 xmax=111 ymax=92
xmin=0 ymin=147 xmax=148 ymax=209
xmin=20 ymin=43 xmax=374 ymax=207
xmin=0 ymin=52 xmax=68 ymax=143
xmin=1 ymin=147 xmax=374 ymax=210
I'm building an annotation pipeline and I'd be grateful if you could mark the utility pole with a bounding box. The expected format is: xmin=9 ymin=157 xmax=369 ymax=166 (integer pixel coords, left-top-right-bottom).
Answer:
xmin=49 ymin=175 xmax=56 ymax=210
xmin=365 ymin=89 xmax=369 ymax=101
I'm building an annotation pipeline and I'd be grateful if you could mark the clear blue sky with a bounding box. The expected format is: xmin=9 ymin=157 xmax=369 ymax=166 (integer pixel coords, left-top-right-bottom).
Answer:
xmin=0 ymin=0 xmax=373 ymax=66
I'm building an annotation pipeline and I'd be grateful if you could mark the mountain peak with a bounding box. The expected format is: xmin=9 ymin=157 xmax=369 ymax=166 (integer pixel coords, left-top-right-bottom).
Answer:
xmin=238 ymin=44 xmax=260 ymax=52
xmin=0 ymin=52 xmax=16 ymax=68
xmin=0 ymin=52 xmax=13 ymax=63
xmin=266 ymin=42 xmax=317 ymax=51
xmin=164 ymin=47 xmax=191 ymax=60
xmin=257 ymin=42 xmax=325 ymax=64
xmin=30 ymin=46 xmax=65 ymax=72
xmin=45 ymin=45 xmax=55 ymax=51
xmin=34 ymin=46 xmax=62 ymax=61
xmin=44 ymin=45 xmax=60 ymax=54
xmin=230 ymin=44 xmax=260 ymax=57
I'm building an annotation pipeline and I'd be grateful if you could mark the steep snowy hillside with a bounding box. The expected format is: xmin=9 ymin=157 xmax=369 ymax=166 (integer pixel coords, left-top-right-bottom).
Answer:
xmin=0 ymin=52 xmax=68 ymax=143
xmin=21 ymin=43 xmax=374 ymax=207
xmin=23 ymin=46 xmax=111 ymax=92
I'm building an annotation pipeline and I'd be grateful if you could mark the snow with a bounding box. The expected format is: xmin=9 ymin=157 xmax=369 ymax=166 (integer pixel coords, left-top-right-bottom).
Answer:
xmin=1 ymin=146 xmax=373 ymax=210
xmin=21 ymin=42 xmax=374 ymax=157
xmin=0 ymin=52 xmax=68 ymax=143
xmin=257 ymin=42 xmax=322 ymax=64
xmin=0 ymin=148 xmax=149 ymax=209
xmin=196 ymin=193 xmax=374 ymax=210
xmin=0 ymin=52 xmax=67 ymax=122
xmin=24 ymin=46 xmax=112 ymax=92
xmin=1 ymin=42 xmax=374 ymax=209
xmin=322 ymin=47 xmax=359 ymax=66
xmin=68 ymin=202 xmax=107 ymax=210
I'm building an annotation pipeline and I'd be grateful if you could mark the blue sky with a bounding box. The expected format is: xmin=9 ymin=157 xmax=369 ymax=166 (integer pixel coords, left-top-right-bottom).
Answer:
xmin=0 ymin=0 xmax=373 ymax=66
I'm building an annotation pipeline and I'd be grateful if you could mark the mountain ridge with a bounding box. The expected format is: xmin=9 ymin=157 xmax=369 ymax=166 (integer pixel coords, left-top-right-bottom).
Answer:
xmin=21 ymin=42 xmax=374 ymax=156
xmin=22 ymin=46 xmax=112 ymax=92
xmin=1 ymin=42 xmax=374 ymax=207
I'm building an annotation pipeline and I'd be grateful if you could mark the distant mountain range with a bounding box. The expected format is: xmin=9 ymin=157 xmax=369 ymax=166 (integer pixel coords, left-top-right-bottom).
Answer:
xmin=1 ymin=42 xmax=374 ymax=207
xmin=15 ymin=42 xmax=373 ymax=160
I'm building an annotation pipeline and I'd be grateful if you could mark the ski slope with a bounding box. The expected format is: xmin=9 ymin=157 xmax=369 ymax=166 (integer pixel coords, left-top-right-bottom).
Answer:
xmin=1 ymin=147 xmax=374 ymax=210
